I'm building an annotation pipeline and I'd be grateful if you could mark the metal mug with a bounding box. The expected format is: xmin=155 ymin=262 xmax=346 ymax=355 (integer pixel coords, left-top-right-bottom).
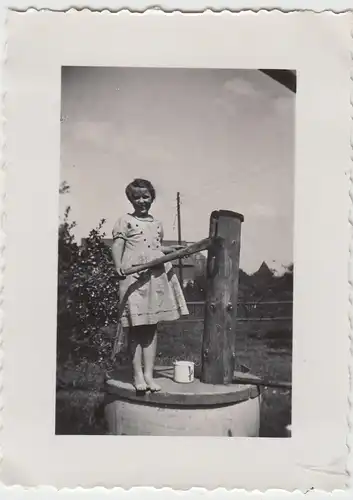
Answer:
xmin=173 ymin=360 xmax=195 ymax=383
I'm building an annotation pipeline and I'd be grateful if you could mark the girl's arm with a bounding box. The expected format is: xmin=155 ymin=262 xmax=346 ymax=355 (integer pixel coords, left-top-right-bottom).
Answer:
xmin=112 ymin=239 xmax=126 ymax=279
xmin=160 ymin=244 xmax=186 ymax=255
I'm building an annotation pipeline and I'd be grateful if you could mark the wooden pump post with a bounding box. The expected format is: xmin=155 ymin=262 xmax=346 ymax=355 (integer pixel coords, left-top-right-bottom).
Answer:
xmin=201 ymin=210 xmax=244 ymax=385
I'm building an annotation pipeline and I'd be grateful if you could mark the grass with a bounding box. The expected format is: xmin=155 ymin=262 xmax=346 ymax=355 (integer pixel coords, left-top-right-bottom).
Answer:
xmin=56 ymin=319 xmax=292 ymax=437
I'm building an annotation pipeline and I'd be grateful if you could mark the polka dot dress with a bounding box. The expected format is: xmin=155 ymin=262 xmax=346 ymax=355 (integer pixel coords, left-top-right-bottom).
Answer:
xmin=112 ymin=213 xmax=189 ymax=327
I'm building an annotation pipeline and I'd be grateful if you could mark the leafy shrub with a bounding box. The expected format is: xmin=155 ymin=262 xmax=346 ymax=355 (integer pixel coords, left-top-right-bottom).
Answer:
xmin=183 ymin=276 xmax=207 ymax=301
xmin=57 ymin=207 xmax=119 ymax=369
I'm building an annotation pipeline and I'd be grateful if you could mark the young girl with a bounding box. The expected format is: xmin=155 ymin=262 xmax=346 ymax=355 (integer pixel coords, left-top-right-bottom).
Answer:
xmin=112 ymin=178 xmax=189 ymax=392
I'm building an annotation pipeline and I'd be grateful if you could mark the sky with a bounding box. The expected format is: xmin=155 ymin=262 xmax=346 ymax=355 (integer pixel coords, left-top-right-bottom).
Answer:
xmin=60 ymin=66 xmax=295 ymax=275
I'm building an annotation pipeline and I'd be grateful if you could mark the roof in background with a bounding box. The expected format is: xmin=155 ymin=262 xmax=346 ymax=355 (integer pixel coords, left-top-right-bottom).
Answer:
xmin=259 ymin=69 xmax=296 ymax=93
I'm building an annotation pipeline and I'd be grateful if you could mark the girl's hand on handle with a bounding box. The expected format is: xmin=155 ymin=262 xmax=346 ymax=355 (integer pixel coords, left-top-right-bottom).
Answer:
xmin=116 ymin=267 xmax=126 ymax=280
xmin=172 ymin=245 xmax=187 ymax=251
xmin=162 ymin=244 xmax=187 ymax=254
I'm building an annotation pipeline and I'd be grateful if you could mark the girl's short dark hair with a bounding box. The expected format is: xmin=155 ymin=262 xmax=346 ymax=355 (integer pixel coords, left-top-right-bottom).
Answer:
xmin=125 ymin=178 xmax=156 ymax=202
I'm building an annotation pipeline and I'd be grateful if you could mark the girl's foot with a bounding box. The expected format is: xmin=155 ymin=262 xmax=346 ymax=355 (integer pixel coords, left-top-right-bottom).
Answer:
xmin=144 ymin=375 xmax=161 ymax=392
xmin=133 ymin=373 xmax=147 ymax=392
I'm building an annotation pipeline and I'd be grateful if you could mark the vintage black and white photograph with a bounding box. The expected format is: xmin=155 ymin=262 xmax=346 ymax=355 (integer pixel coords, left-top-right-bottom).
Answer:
xmin=5 ymin=9 xmax=351 ymax=490
xmin=56 ymin=66 xmax=295 ymax=437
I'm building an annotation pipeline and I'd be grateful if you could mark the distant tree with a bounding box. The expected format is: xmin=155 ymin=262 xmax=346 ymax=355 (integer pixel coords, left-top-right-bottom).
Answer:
xmin=274 ymin=263 xmax=293 ymax=297
xmin=283 ymin=263 xmax=294 ymax=284
xmin=183 ymin=274 xmax=207 ymax=301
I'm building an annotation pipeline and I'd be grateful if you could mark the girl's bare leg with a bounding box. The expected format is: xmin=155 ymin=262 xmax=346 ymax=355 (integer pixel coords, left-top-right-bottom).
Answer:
xmin=142 ymin=325 xmax=161 ymax=392
xmin=129 ymin=327 xmax=147 ymax=391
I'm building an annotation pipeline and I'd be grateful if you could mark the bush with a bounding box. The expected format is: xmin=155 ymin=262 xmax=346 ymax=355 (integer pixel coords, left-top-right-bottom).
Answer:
xmin=183 ymin=278 xmax=206 ymax=301
xmin=57 ymin=207 xmax=119 ymax=369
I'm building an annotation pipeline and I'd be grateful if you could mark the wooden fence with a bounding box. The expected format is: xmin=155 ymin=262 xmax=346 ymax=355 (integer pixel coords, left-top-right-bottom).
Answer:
xmin=183 ymin=301 xmax=293 ymax=322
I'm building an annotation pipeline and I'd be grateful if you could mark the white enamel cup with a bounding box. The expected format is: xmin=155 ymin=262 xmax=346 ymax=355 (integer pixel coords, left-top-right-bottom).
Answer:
xmin=173 ymin=360 xmax=195 ymax=383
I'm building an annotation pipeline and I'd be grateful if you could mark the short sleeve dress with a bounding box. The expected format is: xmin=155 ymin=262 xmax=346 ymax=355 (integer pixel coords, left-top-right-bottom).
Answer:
xmin=112 ymin=213 xmax=189 ymax=327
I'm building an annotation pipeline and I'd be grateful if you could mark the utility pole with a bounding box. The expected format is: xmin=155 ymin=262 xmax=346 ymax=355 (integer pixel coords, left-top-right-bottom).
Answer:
xmin=177 ymin=192 xmax=183 ymax=287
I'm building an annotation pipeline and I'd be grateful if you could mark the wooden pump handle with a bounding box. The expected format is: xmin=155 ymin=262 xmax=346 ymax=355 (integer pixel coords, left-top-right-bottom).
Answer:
xmin=233 ymin=373 xmax=292 ymax=390
xmin=123 ymin=237 xmax=213 ymax=277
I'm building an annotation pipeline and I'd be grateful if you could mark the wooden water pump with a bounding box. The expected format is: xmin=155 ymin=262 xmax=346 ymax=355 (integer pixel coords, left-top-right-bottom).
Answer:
xmin=202 ymin=210 xmax=244 ymax=384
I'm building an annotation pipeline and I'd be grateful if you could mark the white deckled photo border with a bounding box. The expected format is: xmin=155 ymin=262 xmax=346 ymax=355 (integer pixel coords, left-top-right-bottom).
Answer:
xmin=2 ymin=9 xmax=352 ymax=491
